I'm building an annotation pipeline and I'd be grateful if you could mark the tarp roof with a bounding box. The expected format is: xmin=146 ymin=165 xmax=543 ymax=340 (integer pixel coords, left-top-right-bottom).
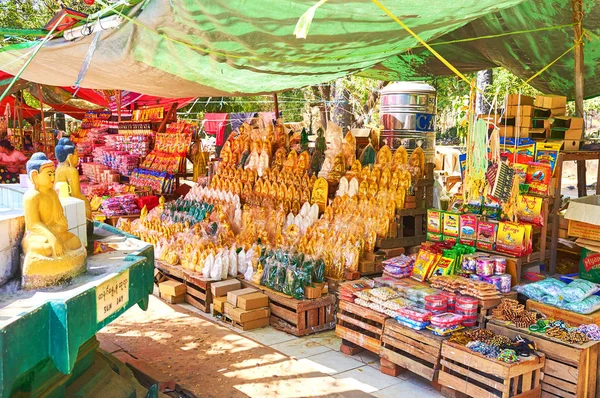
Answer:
xmin=0 ymin=0 xmax=596 ymax=98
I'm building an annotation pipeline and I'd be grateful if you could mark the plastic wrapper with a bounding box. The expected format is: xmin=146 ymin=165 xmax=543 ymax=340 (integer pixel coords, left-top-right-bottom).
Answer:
xmin=243 ymin=262 xmax=254 ymax=281
xmin=426 ymin=324 xmax=463 ymax=336
xmin=203 ymin=253 xmax=214 ymax=279
xmin=518 ymin=278 xmax=566 ymax=301
xmin=412 ymin=250 xmax=440 ymax=282
xmin=559 ymin=279 xmax=600 ymax=303
xmin=237 ymin=249 xmax=247 ymax=275
xmin=564 ymin=295 xmax=600 ymax=314
xmin=221 ymin=250 xmax=230 ymax=280
xmin=404 ymin=286 xmax=440 ymax=304
xmin=370 ymin=287 xmax=402 ymax=301
xmin=210 ymin=252 xmax=223 ymax=281
xmin=354 ymin=290 xmax=372 ymax=300
xmin=430 ymin=313 xmax=463 ymax=328
xmin=381 ymin=298 xmax=411 ymax=311
xmin=228 ymin=247 xmax=238 ymax=277
xmin=396 ymin=305 xmax=432 ymax=322
xmin=395 ymin=316 xmax=429 ymax=330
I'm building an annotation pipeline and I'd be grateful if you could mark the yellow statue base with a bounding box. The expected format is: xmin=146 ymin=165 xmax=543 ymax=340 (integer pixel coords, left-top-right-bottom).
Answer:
xmin=21 ymin=246 xmax=87 ymax=290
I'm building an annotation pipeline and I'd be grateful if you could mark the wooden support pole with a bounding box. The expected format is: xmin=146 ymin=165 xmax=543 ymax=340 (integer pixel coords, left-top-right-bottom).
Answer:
xmin=273 ymin=93 xmax=279 ymax=120
xmin=37 ymin=84 xmax=46 ymax=155
xmin=117 ymin=89 xmax=122 ymax=122
xmin=573 ymin=0 xmax=584 ymax=118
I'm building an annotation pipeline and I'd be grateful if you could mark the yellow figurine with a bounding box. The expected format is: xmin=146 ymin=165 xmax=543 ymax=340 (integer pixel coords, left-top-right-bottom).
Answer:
xmin=376 ymin=144 xmax=393 ymax=167
xmin=21 ymin=153 xmax=86 ymax=289
xmin=311 ymin=177 xmax=329 ymax=212
xmin=392 ymin=146 xmax=408 ymax=168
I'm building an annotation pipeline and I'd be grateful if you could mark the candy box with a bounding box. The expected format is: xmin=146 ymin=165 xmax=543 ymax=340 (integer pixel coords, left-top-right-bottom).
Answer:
xmin=476 ymin=241 xmax=495 ymax=251
xmin=477 ymin=221 xmax=498 ymax=243
xmin=429 ymin=257 xmax=455 ymax=277
xmin=495 ymin=222 xmax=531 ymax=257
xmin=427 ymin=232 xmax=443 ymax=242
xmin=535 ymin=141 xmax=562 ymax=174
xmin=427 ymin=209 xmax=443 ymax=233
xmin=579 ymin=247 xmax=600 ymax=284
xmin=442 ymin=212 xmax=460 ymax=237
xmin=526 ymin=162 xmax=552 ymax=195
xmin=459 ymin=238 xmax=476 ymax=247
xmin=460 ymin=214 xmax=478 ymax=240
xmin=517 ymin=195 xmax=544 ymax=226
xmin=443 ymin=236 xmax=457 ymax=245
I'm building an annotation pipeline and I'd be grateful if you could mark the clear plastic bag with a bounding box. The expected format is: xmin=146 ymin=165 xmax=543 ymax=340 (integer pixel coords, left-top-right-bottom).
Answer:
xmin=559 ymin=279 xmax=600 ymax=303
xmin=564 ymin=295 xmax=600 ymax=314
xmin=518 ymin=278 xmax=566 ymax=301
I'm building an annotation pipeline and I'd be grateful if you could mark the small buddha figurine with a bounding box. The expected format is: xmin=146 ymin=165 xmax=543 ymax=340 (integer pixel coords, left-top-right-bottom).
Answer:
xmin=283 ymin=151 xmax=298 ymax=173
xmin=327 ymin=153 xmax=345 ymax=182
xmin=55 ymin=138 xmax=92 ymax=227
xmin=311 ymin=177 xmax=328 ymax=212
xmin=376 ymin=145 xmax=393 ymax=167
xmin=315 ymin=127 xmax=326 ymax=153
xmin=220 ymin=141 xmax=234 ymax=166
xmin=310 ymin=150 xmax=325 ymax=176
xmin=380 ymin=168 xmax=391 ymax=190
xmin=343 ymin=131 xmax=357 ymax=167
xmin=273 ymin=147 xmax=287 ymax=170
xmin=296 ymin=151 xmax=310 ymax=173
xmin=392 ymin=146 xmax=409 ymax=168
xmin=22 ymin=153 xmax=87 ymax=290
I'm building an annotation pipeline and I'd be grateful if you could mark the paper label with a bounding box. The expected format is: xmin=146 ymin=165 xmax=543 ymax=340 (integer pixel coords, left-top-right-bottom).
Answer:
xmin=96 ymin=270 xmax=130 ymax=322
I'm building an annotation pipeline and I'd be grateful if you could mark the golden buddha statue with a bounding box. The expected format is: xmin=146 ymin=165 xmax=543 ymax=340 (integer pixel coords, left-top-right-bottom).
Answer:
xmin=409 ymin=147 xmax=426 ymax=178
xmin=376 ymin=144 xmax=393 ymax=167
xmin=283 ymin=150 xmax=298 ymax=173
xmin=22 ymin=153 xmax=87 ymax=290
xmin=380 ymin=168 xmax=391 ymax=190
xmin=368 ymin=181 xmax=378 ymax=198
xmin=328 ymin=153 xmax=345 ymax=182
xmin=55 ymin=138 xmax=92 ymax=227
xmin=296 ymin=151 xmax=310 ymax=173
xmin=273 ymin=147 xmax=287 ymax=170
xmin=312 ymin=177 xmax=328 ymax=212
xmin=220 ymin=141 xmax=234 ymax=166
xmin=392 ymin=146 xmax=408 ymax=168
xmin=370 ymin=167 xmax=381 ymax=185
xmin=343 ymin=131 xmax=356 ymax=167
xmin=358 ymin=179 xmax=369 ymax=199
xmin=301 ymin=187 xmax=311 ymax=203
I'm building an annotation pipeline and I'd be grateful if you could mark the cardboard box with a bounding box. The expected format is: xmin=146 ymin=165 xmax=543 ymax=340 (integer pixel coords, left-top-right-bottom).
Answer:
xmin=224 ymin=302 xmax=270 ymax=323
xmin=563 ymin=140 xmax=580 ymax=151
xmin=159 ymin=280 xmax=186 ymax=297
xmin=213 ymin=296 xmax=227 ymax=314
xmin=358 ymin=259 xmax=375 ymax=273
xmin=211 ymin=279 xmax=241 ymax=297
xmin=159 ymin=292 xmax=185 ymax=304
xmin=237 ymin=292 xmax=269 ymax=310
xmin=551 ymin=107 xmax=566 ymax=116
xmin=564 ymin=128 xmax=583 ymax=140
xmin=534 ymin=94 xmax=567 ymax=109
xmin=580 ymin=248 xmax=600 ymax=284
xmin=564 ymin=196 xmax=600 ymax=241
xmin=304 ymin=285 xmax=322 ymax=299
xmin=227 ymin=287 xmax=258 ymax=306
xmin=507 ymin=94 xmax=535 ymax=107
xmin=236 ymin=317 xmax=270 ymax=331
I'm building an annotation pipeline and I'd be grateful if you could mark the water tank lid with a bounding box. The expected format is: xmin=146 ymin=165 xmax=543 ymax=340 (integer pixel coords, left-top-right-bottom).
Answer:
xmin=380 ymin=81 xmax=436 ymax=94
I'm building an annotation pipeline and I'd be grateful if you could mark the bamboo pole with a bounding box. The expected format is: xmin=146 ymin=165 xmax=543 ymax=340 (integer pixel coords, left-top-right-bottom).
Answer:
xmin=273 ymin=93 xmax=279 ymax=119
xmin=37 ymin=84 xmax=46 ymax=154
xmin=573 ymin=0 xmax=584 ymax=118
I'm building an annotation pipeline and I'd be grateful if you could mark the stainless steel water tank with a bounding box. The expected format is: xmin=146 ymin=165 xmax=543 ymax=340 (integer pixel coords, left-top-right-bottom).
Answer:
xmin=379 ymin=81 xmax=436 ymax=162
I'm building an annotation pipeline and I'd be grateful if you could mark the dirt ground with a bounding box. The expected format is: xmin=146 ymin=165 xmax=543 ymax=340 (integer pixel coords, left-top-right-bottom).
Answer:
xmin=97 ymin=296 xmax=371 ymax=398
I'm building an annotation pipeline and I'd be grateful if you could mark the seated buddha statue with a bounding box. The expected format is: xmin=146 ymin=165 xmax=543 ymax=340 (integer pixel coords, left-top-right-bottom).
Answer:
xmin=55 ymin=138 xmax=93 ymax=232
xmin=22 ymin=153 xmax=87 ymax=290
xmin=327 ymin=153 xmax=345 ymax=182
xmin=273 ymin=147 xmax=287 ymax=170
xmin=296 ymin=151 xmax=310 ymax=173
xmin=376 ymin=145 xmax=393 ymax=167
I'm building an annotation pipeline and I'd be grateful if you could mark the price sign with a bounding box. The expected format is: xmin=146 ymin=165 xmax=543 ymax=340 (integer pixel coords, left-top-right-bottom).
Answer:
xmin=96 ymin=270 xmax=130 ymax=323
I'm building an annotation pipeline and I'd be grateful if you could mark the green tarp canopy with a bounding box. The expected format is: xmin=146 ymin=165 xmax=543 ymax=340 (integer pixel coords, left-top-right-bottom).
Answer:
xmin=0 ymin=0 xmax=596 ymax=98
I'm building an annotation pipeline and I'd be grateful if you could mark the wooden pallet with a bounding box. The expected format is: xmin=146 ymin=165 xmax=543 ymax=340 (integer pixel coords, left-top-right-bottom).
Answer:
xmin=487 ymin=318 xmax=600 ymax=398
xmin=439 ymin=340 xmax=545 ymax=398
xmin=239 ymin=279 xmax=336 ymax=336
xmin=335 ymin=300 xmax=389 ymax=354
xmin=379 ymin=318 xmax=444 ymax=384
xmin=526 ymin=300 xmax=600 ymax=326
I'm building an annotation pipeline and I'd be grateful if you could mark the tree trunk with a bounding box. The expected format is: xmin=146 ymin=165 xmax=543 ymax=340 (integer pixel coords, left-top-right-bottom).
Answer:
xmin=353 ymin=80 xmax=389 ymax=128
xmin=332 ymin=80 xmax=353 ymax=131
xmin=311 ymin=85 xmax=331 ymax=130
xmin=476 ymin=69 xmax=493 ymax=114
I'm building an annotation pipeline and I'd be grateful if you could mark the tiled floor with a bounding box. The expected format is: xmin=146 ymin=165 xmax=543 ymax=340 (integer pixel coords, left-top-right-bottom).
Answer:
xmin=179 ymin=303 xmax=444 ymax=397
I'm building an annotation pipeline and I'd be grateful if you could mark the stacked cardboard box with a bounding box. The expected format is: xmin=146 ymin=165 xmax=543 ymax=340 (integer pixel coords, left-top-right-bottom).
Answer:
xmin=500 ymin=94 xmax=554 ymax=139
xmin=211 ymin=279 xmax=242 ymax=315
xmin=549 ymin=116 xmax=584 ymax=150
xmin=224 ymin=287 xmax=270 ymax=331
xmin=159 ymin=280 xmax=186 ymax=304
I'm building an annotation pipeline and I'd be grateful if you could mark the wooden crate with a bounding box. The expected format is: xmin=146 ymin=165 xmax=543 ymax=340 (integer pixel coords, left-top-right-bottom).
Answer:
xmin=380 ymin=318 xmax=444 ymax=384
xmin=526 ymin=300 xmax=600 ymax=326
xmin=477 ymin=292 xmax=519 ymax=327
xmin=154 ymin=260 xmax=214 ymax=312
xmin=335 ymin=300 xmax=389 ymax=354
xmin=439 ymin=341 xmax=544 ymax=398
xmin=183 ymin=270 xmax=213 ymax=313
xmin=239 ymin=279 xmax=336 ymax=336
xmin=487 ymin=318 xmax=600 ymax=398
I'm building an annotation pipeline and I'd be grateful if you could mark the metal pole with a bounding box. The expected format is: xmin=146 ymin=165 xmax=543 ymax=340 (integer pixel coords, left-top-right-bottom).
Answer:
xmin=37 ymin=84 xmax=46 ymax=155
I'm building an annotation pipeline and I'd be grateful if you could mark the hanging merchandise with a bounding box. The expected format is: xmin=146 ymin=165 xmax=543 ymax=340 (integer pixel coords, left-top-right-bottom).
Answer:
xmin=463 ymin=118 xmax=488 ymax=204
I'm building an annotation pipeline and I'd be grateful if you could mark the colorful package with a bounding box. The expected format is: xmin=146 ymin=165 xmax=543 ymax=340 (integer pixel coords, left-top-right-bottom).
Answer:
xmin=526 ymin=162 xmax=552 ymax=195
xmin=460 ymin=238 xmax=476 ymax=247
xmin=513 ymin=163 xmax=529 ymax=184
xmin=518 ymin=278 xmax=566 ymax=301
xmin=477 ymin=221 xmax=498 ymax=243
xmin=430 ymin=257 xmax=455 ymax=278
xmin=443 ymin=212 xmax=460 ymax=237
xmin=535 ymin=141 xmax=562 ymax=174
xmin=427 ymin=209 xmax=443 ymax=233
xmin=449 ymin=196 xmax=463 ymax=213
xmin=427 ymin=232 xmax=443 ymax=242
xmin=564 ymin=295 xmax=600 ymax=314
xmin=517 ymin=195 xmax=544 ymax=226
xmin=460 ymin=214 xmax=478 ymax=240
xmin=443 ymin=236 xmax=457 ymax=245
xmin=495 ymin=222 xmax=528 ymax=257
xmin=476 ymin=241 xmax=495 ymax=251
xmin=412 ymin=250 xmax=440 ymax=282
xmin=482 ymin=198 xmax=502 ymax=220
